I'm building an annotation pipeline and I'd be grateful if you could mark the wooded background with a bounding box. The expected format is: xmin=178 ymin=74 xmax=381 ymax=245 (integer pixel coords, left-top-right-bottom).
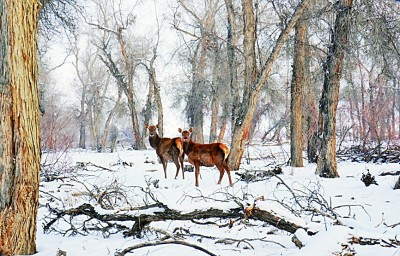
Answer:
xmin=39 ymin=0 xmax=399 ymax=173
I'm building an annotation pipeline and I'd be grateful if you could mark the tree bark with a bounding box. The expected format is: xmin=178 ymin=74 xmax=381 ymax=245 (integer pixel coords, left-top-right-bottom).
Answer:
xmin=229 ymin=0 xmax=311 ymax=170
xmin=316 ymin=0 xmax=353 ymax=178
xmin=0 ymin=1 xmax=41 ymax=254
xmin=290 ymin=15 xmax=308 ymax=167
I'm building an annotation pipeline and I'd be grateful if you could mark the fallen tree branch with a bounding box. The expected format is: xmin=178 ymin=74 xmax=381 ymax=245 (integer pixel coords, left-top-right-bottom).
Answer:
xmin=114 ymin=240 xmax=218 ymax=256
xmin=348 ymin=235 xmax=400 ymax=247
xmin=379 ymin=171 xmax=400 ymax=176
xmin=43 ymin=201 xmax=310 ymax=238
xmin=384 ymin=221 xmax=400 ymax=228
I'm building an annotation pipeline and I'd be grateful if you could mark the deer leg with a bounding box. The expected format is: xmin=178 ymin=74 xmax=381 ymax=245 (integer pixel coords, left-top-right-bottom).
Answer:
xmin=216 ymin=164 xmax=225 ymax=185
xmin=180 ymin=155 xmax=185 ymax=179
xmin=160 ymin=156 xmax=167 ymax=179
xmin=173 ymin=155 xmax=180 ymax=179
xmin=223 ymin=162 xmax=233 ymax=186
xmin=194 ymin=162 xmax=200 ymax=187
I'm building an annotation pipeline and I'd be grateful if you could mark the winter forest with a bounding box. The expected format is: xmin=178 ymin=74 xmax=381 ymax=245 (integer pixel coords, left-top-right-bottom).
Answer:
xmin=1 ymin=0 xmax=400 ymax=256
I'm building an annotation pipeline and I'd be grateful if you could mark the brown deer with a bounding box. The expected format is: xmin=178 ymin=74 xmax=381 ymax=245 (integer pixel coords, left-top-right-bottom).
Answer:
xmin=178 ymin=127 xmax=233 ymax=187
xmin=145 ymin=124 xmax=184 ymax=179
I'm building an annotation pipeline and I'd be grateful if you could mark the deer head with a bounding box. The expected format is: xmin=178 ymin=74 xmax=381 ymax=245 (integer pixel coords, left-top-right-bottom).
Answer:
xmin=178 ymin=127 xmax=193 ymax=142
xmin=145 ymin=124 xmax=159 ymax=137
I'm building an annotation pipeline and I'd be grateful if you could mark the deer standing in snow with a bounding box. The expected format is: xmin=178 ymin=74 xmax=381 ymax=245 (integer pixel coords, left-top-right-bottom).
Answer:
xmin=145 ymin=124 xmax=184 ymax=179
xmin=178 ymin=127 xmax=232 ymax=187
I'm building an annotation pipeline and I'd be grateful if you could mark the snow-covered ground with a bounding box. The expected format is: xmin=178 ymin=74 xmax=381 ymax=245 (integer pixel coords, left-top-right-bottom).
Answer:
xmin=36 ymin=143 xmax=400 ymax=256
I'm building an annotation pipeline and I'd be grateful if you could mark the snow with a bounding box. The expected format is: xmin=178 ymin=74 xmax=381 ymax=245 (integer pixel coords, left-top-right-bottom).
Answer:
xmin=35 ymin=143 xmax=400 ymax=256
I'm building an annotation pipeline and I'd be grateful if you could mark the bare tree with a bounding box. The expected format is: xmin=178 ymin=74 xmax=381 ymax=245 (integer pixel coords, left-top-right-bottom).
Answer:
xmin=290 ymin=8 xmax=309 ymax=167
xmin=229 ymin=0 xmax=311 ymax=170
xmin=86 ymin=0 xmax=146 ymax=150
xmin=0 ymin=1 xmax=41 ymax=254
xmin=338 ymin=0 xmax=400 ymax=148
xmin=173 ymin=0 xmax=221 ymax=143
xmin=141 ymin=26 xmax=164 ymax=141
xmin=316 ymin=0 xmax=353 ymax=178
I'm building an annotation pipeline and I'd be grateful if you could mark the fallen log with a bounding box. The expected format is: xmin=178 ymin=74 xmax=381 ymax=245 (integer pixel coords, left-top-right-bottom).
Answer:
xmin=43 ymin=202 xmax=310 ymax=238
xmin=379 ymin=171 xmax=400 ymax=176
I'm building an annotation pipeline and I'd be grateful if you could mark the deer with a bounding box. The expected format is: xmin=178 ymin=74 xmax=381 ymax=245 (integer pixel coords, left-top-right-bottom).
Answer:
xmin=178 ymin=127 xmax=233 ymax=187
xmin=145 ymin=124 xmax=184 ymax=179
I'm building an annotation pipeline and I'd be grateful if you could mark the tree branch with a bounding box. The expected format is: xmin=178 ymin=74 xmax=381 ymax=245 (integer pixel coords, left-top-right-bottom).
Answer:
xmin=115 ymin=240 xmax=218 ymax=256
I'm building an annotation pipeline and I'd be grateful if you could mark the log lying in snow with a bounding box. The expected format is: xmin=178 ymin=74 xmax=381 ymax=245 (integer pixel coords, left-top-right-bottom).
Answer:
xmin=43 ymin=202 xmax=311 ymax=238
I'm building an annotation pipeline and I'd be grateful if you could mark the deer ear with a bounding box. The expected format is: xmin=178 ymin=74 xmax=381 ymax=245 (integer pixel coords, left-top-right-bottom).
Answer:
xmin=189 ymin=127 xmax=193 ymax=132
xmin=178 ymin=128 xmax=182 ymax=133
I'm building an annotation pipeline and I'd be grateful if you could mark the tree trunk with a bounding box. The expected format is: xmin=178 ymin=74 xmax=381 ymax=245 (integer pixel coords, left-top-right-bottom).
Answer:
xmin=224 ymin=0 xmax=239 ymax=135
xmin=154 ymin=76 xmax=164 ymax=137
xmin=142 ymin=66 xmax=154 ymax=145
xmin=304 ymin=45 xmax=318 ymax=162
xmin=87 ymin=100 xmax=97 ymax=150
xmin=229 ymin=0 xmax=311 ymax=170
xmin=0 ymin=1 xmax=41 ymax=254
xmin=79 ymin=90 xmax=87 ymax=149
xmin=101 ymin=87 xmax=122 ymax=152
xmin=209 ymin=46 xmax=221 ymax=143
xmin=316 ymin=0 xmax=353 ymax=178
xmin=290 ymin=16 xmax=308 ymax=167
xmin=183 ymin=1 xmax=219 ymax=144
xmin=188 ymin=40 xmax=207 ymax=143
xmin=142 ymin=49 xmax=163 ymax=138
xmin=73 ymin=40 xmax=87 ymax=149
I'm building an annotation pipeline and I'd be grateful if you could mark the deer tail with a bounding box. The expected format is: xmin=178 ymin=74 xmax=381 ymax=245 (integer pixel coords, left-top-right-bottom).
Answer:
xmin=220 ymin=144 xmax=230 ymax=161
xmin=175 ymin=138 xmax=184 ymax=157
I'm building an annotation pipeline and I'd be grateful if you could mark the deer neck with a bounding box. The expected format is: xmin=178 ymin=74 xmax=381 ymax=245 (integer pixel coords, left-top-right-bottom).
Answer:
xmin=149 ymin=133 xmax=161 ymax=149
xmin=182 ymin=139 xmax=194 ymax=154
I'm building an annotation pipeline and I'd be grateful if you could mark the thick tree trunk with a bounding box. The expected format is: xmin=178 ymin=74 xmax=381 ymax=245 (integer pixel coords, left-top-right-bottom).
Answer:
xmin=0 ymin=1 xmax=41 ymax=254
xmin=229 ymin=0 xmax=310 ymax=170
xmin=316 ymin=0 xmax=353 ymax=178
xmin=290 ymin=16 xmax=308 ymax=167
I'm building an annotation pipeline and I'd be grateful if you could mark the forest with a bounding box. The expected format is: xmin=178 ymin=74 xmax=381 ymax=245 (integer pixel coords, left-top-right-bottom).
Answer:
xmin=0 ymin=0 xmax=399 ymax=255
xmin=37 ymin=0 xmax=400 ymax=174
